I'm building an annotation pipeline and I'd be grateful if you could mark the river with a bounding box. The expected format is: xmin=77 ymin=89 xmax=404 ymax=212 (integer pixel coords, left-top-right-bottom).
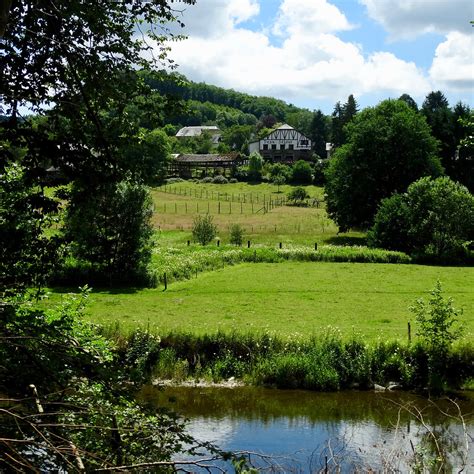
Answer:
xmin=139 ymin=385 xmax=473 ymax=472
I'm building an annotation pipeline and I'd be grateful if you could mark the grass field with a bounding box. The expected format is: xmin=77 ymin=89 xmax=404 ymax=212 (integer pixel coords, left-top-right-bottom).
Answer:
xmin=54 ymin=262 xmax=474 ymax=342
xmin=150 ymin=182 xmax=364 ymax=245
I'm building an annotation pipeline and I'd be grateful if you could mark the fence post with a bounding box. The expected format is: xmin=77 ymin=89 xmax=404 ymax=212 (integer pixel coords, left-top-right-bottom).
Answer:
xmin=279 ymin=242 xmax=282 ymax=249
xmin=218 ymin=201 xmax=221 ymax=214
xmin=241 ymin=202 xmax=243 ymax=214
xmin=408 ymin=321 xmax=411 ymax=344
xmin=185 ymin=203 xmax=187 ymax=214
xmin=175 ymin=203 xmax=177 ymax=213
xmin=187 ymin=240 xmax=190 ymax=246
xmin=247 ymin=240 xmax=251 ymax=248
xmin=163 ymin=273 xmax=167 ymax=291
xmin=217 ymin=239 xmax=220 ymax=247
xmin=314 ymin=242 xmax=318 ymax=251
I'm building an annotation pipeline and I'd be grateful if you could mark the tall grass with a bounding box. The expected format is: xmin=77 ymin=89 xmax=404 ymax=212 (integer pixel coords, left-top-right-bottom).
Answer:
xmin=105 ymin=328 xmax=473 ymax=391
xmin=150 ymin=244 xmax=411 ymax=286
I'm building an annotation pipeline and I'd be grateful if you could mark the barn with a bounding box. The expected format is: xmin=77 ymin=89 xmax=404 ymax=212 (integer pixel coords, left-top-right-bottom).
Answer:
xmin=248 ymin=124 xmax=312 ymax=163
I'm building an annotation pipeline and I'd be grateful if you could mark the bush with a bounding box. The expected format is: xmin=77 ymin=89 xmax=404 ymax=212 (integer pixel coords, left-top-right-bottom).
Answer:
xmin=212 ymin=175 xmax=228 ymax=184
xmin=229 ymin=178 xmax=238 ymax=183
xmin=411 ymin=281 xmax=463 ymax=392
xmin=268 ymin=163 xmax=291 ymax=181
xmin=200 ymin=176 xmax=213 ymax=183
xmin=291 ymin=160 xmax=313 ymax=184
xmin=368 ymin=176 xmax=474 ymax=262
xmin=192 ymin=214 xmax=217 ymax=245
xmin=229 ymin=224 xmax=244 ymax=246
xmin=287 ymin=186 xmax=309 ymax=205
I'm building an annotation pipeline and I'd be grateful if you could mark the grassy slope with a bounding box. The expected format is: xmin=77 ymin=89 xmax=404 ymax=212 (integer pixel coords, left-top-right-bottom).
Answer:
xmin=151 ymin=183 xmax=364 ymax=245
xmin=74 ymin=262 xmax=474 ymax=342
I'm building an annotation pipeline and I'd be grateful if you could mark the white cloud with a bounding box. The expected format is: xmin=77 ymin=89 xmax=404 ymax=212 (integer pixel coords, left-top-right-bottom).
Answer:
xmin=273 ymin=0 xmax=353 ymax=36
xmin=360 ymin=0 xmax=473 ymax=39
xmin=166 ymin=0 xmax=432 ymax=105
xmin=430 ymin=32 xmax=474 ymax=91
xmin=171 ymin=0 xmax=260 ymax=38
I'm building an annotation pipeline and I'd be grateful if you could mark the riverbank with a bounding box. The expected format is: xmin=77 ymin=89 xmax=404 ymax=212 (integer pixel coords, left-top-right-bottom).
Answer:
xmin=112 ymin=329 xmax=473 ymax=393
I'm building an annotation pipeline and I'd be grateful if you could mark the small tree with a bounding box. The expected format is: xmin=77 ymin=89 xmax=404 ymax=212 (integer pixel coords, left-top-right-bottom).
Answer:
xmin=287 ymin=186 xmax=309 ymax=205
xmin=411 ymin=281 xmax=463 ymax=391
xmin=272 ymin=174 xmax=286 ymax=193
xmin=291 ymin=160 xmax=313 ymax=184
xmin=248 ymin=151 xmax=264 ymax=182
xmin=229 ymin=223 xmax=244 ymax=246
xmin=192 ymin=214 xmax=217 ymax=245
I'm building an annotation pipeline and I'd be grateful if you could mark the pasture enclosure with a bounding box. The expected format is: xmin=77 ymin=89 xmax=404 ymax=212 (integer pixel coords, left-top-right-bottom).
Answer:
xmin=151 ymin=183 xmax=348 ymax=245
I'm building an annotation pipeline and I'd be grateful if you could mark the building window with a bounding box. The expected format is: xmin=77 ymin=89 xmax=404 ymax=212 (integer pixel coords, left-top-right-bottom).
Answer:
xmin=300 ymin=140 xmax=309 ymax=146
xmin=263 ymin=144 xmax=268 ymax=150
xmin=289 ymin=144 xmax=294 ymax=150
xmin=280 ymin=144 xmax=286 ymax=150
xmin=271 ymin=144 xmax=277 ymax=150
xmin=274 ymin=155 xmax=282 ymax=161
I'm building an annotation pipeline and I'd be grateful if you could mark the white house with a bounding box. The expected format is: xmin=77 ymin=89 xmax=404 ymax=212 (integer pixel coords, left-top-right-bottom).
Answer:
xmin=248 ymin=124 xmax=312 ymax=162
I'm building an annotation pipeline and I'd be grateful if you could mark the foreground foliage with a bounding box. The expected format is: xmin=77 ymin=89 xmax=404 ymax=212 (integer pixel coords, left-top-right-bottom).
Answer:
xmin=0 ymin=290 xmax=231 ymax=471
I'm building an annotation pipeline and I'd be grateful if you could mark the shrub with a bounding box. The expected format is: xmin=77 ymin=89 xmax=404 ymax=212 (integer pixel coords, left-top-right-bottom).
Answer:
xmin=411 ymin=281 xmax=463 ymax=392
xmin=192 ymin=214 xmax=217 ymax=245
xmin=287 ymin=186 xmax=309 ymax=205
xmin=291 ymin=160 xmax=313 ymax=184
xmin=368 ymin=176 xmax=474 ymax=262
xmin=229 ymin=178 xmax=238 ymax=184
xmin=268 ymin=163 xmax=291 ymax=181
xmin=229 ymin=224 xmax=244 ymax=246
xmin=212 ymin=175 xmax=228 ymax=184
xmin=200 ymin=176 xmax=213 ymax=183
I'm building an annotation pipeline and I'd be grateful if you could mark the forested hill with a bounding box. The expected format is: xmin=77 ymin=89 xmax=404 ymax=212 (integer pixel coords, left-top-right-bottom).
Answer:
xmin=141 ymin=71 xmax=312 ymax=128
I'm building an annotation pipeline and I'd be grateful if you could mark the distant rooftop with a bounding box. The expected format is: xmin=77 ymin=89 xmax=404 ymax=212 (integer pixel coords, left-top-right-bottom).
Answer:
xmin=176 ymin=126 xmax=221 ymax=138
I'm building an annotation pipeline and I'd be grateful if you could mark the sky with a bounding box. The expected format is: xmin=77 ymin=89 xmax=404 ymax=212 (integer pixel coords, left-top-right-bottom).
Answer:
xmin=164 ymin=0 xmax=474 ymax=114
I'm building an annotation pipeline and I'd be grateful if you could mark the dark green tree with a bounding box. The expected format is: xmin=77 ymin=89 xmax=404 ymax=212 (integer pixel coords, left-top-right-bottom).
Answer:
xmin=64 ymin=181 xmax=154 ymax=283
xmin=421 ymin=91 xmax=456 ymax=176
xmin=222 ymin=124 xmax=254 ymax=152
xmin=452 ymin=103 xmax=473 ymax=191
xmin=343 ymin=94 xmax=359 ymax=124
xmin=330 ymin=101 xmax=345 ymax=148
xmin=398 ymin=94 xmax=418 ymax=111
xmin=325 ymin=100 xmax=442 ymax=231
xmin=310 ymin=109 xmax=329 ymax=158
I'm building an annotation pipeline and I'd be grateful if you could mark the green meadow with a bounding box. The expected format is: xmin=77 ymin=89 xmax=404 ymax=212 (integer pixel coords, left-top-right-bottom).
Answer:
xmin=54 ymin=261 xmax=474 ymax=342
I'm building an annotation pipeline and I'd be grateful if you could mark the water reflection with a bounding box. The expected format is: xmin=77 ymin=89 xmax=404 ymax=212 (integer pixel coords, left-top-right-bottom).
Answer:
xmin=140 ymin=386 xmax=474 ymax=472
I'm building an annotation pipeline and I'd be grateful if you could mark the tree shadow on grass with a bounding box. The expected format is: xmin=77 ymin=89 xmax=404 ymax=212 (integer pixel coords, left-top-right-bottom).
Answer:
xmin=324 ymin=235 xmax=367 ymax=246
xmin=49 ymin=286 xmax=142 ymax=295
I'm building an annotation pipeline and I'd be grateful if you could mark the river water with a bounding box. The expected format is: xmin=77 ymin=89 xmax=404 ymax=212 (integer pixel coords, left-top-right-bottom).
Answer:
xmin=140 ymin=386 xmax=473 ymax=472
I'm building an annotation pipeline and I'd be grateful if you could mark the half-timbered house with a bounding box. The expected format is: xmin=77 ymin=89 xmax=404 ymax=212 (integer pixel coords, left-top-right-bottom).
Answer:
xmin=248 ymin=124 xmax=312 ymax=162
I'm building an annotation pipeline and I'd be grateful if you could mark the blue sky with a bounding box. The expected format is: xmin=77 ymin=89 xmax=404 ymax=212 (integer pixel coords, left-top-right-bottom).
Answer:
xmin=165 ymin=0 xmax=473 ymax=113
